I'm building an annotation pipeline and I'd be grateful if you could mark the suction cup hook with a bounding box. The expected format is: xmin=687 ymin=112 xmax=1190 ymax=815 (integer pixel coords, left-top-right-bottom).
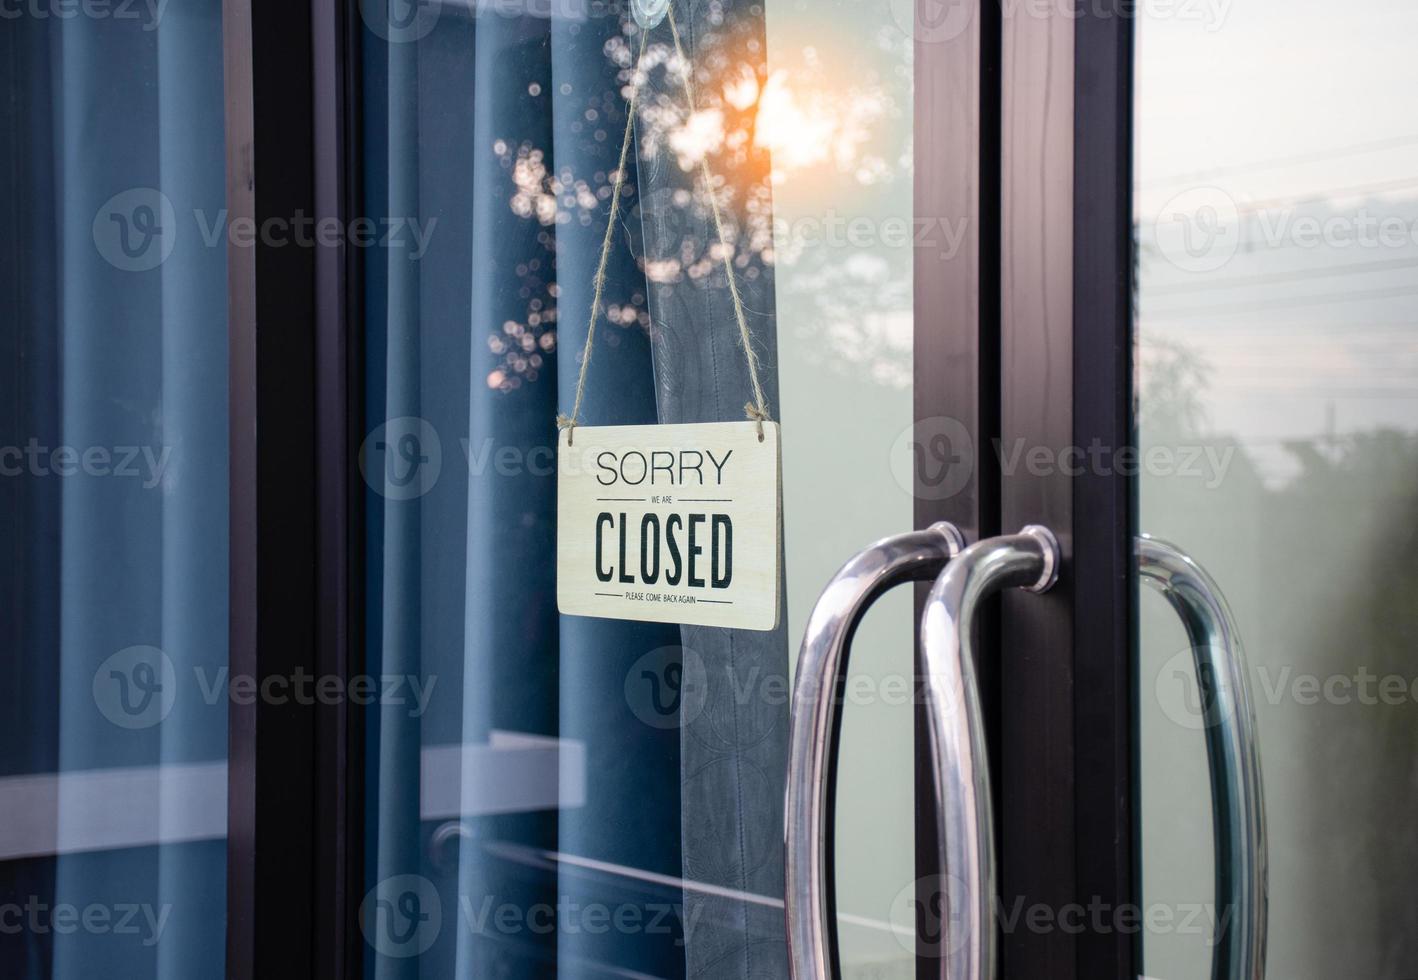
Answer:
xmin=632 ymin=0 xmax=669 ymax=29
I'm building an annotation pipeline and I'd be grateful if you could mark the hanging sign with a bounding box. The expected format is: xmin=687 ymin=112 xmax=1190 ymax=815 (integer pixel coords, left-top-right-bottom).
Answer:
xmin=553 ymin=8 xmax=780 ymax=631
xmin=556 ymin=421 xmax=781 ymax=631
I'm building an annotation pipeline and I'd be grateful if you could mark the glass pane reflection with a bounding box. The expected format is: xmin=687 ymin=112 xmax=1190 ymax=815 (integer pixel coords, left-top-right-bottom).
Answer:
xmin=357 ymin=0 xmax=919 ymax=975
xmin=1135 ymin=3 xmax=1418 ymax=977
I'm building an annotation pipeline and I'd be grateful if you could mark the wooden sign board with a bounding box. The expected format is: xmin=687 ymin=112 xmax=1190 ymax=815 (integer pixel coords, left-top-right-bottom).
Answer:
xmin=557 ymin=421 xmax=781 ymax=631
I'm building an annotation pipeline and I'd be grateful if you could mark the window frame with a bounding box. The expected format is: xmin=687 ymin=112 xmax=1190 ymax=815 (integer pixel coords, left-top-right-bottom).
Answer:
xmin=222 ymin=0 xmax=365 ymax=975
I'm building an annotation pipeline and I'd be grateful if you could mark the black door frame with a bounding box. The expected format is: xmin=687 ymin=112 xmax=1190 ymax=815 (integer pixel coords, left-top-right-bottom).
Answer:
xmin=1067 ymin=7 xmax=1137 ymax=978
xmin=914 ymin=1 xmax=1137 ymax=977
xmin=223 ymin=0 xmax=365 ymax=975
xmin=912 ymin=2 xmax=1001 ymax=977
xmin=996 ymin=2 xmax=1137 ymax=978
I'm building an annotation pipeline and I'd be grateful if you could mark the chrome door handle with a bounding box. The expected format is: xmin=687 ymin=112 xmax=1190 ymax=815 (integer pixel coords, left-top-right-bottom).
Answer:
xmin=1138 ymin=535 xmax=1267 ymax=980
xmin=919 ymin=525 xmax=1062 ymax=980
xmin=786 ymin=522 xmax=967 ymax=980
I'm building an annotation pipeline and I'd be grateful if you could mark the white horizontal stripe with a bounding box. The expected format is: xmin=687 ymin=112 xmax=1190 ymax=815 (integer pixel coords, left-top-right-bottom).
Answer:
xmin=0 ymin=732 xmax=584 ymax=861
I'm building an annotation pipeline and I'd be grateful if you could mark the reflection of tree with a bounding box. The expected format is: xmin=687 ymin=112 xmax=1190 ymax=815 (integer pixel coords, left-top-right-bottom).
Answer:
xmin=625 ymin=13 xmax=776 ymax=288
xmin=487 ymin=14 xmax=916 ymax=392
xmin=775 ymin=248 xmax=910 ymax=388
xmin=1267 ymin=426 xmax=1418 ymax=977
xmin=1136 ymin=334 xmax=1212 ymax=443
xmin=1141 ymin=336 xmax=1418 ymax=976
xmin=487 ymin=16 xmax=787 ymax=390
xmin=747 ymin=27 xmax=916 ymax=390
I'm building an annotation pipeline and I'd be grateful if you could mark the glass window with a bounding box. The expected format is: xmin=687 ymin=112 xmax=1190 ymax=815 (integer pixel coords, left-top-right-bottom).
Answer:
xmin=355 ymin=0 xmax=918 ymax=974
xmin=0 ymin=4 xmax=230 ymax=979
xmin=1135 ymin=1 xmax=1418 ymax=975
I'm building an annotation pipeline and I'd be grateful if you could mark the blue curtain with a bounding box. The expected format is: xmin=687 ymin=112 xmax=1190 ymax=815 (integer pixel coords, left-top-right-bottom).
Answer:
xmin=0 ymin=5 xmax=229 ymax=979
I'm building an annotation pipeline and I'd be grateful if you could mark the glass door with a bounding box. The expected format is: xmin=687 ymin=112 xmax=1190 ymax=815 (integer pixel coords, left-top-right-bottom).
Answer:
xmin=0 ymin=5 xmax=232 ymax=978
xmin=352 ymin=0 xmax=988 ymax=976
xmin=1134 ymin=2 xmax=1418 ymax=977
xmin=984 ymin=1 xmax=1418 ymax=976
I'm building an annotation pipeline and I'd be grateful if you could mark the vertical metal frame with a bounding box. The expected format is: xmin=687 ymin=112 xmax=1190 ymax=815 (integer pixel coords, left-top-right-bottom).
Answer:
xmin=223 ymin=0 xmax=317 ymax=973
xmin=223 ymin=0 xmax=362 ymax=975
xmin=914 ymin=1 xmax=997 ymax=549
xmin=313 ymin=0 xmax=367 ymax=975
xmin=998 ymin=2 xmax=1079 ymax=973
xmin=1069 ymin=8 xmax=1136 ymax=979
xmin=913 ymin=1 xmax=1000 ymax=975
xmin=998 ymin=2 xmax=1136 ymax=978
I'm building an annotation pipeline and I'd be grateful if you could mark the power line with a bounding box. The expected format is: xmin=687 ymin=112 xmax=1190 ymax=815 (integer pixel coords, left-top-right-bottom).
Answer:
xmin=1141 ymin=281 xmax=1418 ymax=319
xmin=1137 ymin=133 xmax=1418 ymax=189
xmin=1238 ymin=175 xmax=1418 ymax=214
xmin=1143 ymin=256 xmax=1418 ymax=296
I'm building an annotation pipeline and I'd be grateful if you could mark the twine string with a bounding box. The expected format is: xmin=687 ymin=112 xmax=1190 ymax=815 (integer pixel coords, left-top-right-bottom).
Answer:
xmin=557 ymin=2 xmax=771 ymax=445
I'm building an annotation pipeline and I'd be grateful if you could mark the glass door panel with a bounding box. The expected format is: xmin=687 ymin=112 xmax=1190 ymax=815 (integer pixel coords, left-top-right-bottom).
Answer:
xmin=0 ymin=5 xmax=231 ymax=978
xmin=356 ymin=0 xmax=922 ymax=975
xmin=769 ymin=2 xmax=917 ymax=976
xmin=1135 ymin=3 xmax=1418 ymax=976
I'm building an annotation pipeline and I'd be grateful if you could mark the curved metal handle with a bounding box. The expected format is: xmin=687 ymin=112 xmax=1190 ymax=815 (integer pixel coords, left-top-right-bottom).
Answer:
xmin=918 ymin=525 xmax=1061 ymax=980
xmin=786 ymin=522 xmax=968 ymax=980
xmin=1137 ymin=535 xmax=1267 ymax=980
